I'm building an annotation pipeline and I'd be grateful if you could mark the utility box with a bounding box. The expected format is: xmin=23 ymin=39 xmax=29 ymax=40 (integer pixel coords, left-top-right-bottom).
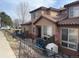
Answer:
xmin=46 ymin=43 xmax=58 ymax=56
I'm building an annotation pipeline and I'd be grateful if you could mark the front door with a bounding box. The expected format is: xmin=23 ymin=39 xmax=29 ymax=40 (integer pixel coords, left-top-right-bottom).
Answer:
xmin=37 ymin=26 xmax=41 ymax=38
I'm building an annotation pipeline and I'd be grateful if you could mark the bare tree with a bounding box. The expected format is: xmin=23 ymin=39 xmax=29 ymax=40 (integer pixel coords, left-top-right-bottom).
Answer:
xmin=16 ymin=2 xmax=30 ymax=57
xmin=13 ymin=19 xmax=20 ymax=29
xmin=16 ymin=2 xmax=29 ymax=24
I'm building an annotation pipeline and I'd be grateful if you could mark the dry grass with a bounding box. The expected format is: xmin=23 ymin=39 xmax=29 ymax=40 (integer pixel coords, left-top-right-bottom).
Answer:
xmin=2 ymin=30 xmax=46 ymax=58
xmin=3 ymin=30 xmax=19 ymax=58
xmin=3 ymin=30 xmax=29 ymax=58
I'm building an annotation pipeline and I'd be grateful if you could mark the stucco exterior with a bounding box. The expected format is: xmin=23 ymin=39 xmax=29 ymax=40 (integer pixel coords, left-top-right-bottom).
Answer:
xmin=35 ymin=17 xmax=57 ymax=35
xmin=21 ymin=25 xmax=32 ymax=33
xmin=49 ymin=11 xmax=58 ymax=17
xmin=21 ymin=1 xmax=79 ymax=57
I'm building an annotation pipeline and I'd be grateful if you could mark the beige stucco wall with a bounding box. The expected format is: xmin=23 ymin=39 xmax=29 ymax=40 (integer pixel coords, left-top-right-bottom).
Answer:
xmin=35 ymin=18 xmax=57 ymax=35
xmin=31 ymin=9 xmax=59 ymax=23
xmin=30 ymin=8 xmax=59 ymax=34
xmin=21 ymin=25 xmax=32 ymax=33
xmin=50 ymin=11 xmax=58 ymax=17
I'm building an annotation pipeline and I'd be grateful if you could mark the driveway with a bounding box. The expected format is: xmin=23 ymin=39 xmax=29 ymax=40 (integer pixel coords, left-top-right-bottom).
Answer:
xmin=0 ymin=31 xmax=16 ymax=58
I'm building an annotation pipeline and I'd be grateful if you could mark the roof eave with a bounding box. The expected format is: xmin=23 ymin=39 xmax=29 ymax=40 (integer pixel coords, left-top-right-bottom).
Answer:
xmin=30 ymin=6 xmax=48 ymax=13
xmin=64 ymin=1 xmax=79 ymax=8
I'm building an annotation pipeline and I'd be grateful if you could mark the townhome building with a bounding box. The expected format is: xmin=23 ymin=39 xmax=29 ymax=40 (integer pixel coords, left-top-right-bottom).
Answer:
xmin=58 ymin=1 xmax=79 ymax=57
xmin=21 ymin=1 xmax=79 ymax=57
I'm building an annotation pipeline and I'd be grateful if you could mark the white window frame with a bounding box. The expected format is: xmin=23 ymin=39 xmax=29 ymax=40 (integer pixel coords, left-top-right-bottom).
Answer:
xmin=61 ymin=28 xmax=78 ymax=51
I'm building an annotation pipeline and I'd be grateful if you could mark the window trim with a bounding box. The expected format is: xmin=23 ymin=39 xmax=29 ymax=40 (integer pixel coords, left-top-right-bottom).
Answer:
xmin=61 ymin=28 xmax=78 ymax=51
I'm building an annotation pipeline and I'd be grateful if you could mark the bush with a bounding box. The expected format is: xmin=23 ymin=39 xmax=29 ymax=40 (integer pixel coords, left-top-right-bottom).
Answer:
xmin=44 ymin=35 xmax=55 ymax=45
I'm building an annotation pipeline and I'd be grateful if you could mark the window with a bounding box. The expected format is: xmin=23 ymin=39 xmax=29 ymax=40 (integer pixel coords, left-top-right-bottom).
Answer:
xmin=69 ymin=6 xmax=79 ymax=18
xmin=47 ymin=26 xmax=53 ymax=36
xmin=32 ymin=12 xmax=36 ymax=19
xmin=68 ymin=29 xmax=78 ymax=43
xmin=62 ymin=29 xmax=68 ymax=41
xmin=69 ymin=44 xmax=76 ymax=49
xmin=61 ymin=28 xmax=78 ymax=50
xmin=62 ymin=42 xmax=68 ymax=47
xmin=42 ymin=26 xmax=53 ymax=37
xmin=43 ymin=26 xmax=47 ymax=35
xmin=69 ymin=7 xmax=73 ymax=17
xmin=36 ymin=11 xmax=40 ymax=19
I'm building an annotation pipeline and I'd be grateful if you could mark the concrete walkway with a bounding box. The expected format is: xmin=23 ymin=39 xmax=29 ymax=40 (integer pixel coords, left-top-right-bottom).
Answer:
xmin=0 ymin=31 xmax=16 ymax=58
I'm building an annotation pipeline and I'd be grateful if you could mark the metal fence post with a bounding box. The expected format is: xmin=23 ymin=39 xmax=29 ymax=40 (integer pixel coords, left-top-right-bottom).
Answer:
xmin=19 ymin=38 xmax=21 ymax=58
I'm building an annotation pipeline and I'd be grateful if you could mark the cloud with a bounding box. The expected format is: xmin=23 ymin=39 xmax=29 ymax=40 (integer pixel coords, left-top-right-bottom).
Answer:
xmin=66 ymin=0 xmax=78 ymax=3
xmin=1 ymin=0 xmax=28 ymax=5
xmin=0 ymin=0 xmax=78 ymax=20
xmin=0 ymin=0 xmax=28 ymax=18
xmin=0 ymin=0 xmax=56 ymax=19
xmin=53 ymin=0 xmax=78 ymax=8
xmin=28 ymin=0 xmax=56 ymax=10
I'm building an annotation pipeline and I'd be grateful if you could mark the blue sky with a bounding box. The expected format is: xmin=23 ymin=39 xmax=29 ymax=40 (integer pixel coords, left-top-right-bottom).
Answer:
xmin=0 ymin=0 xmax=77 ymax=21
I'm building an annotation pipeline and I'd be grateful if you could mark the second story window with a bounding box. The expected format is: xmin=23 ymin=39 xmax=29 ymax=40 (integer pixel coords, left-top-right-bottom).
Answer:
xmin=32 ymin=11 xmax=40 ymax=20
xmin=69 ymin=6 xmax=79 ymax=18
xmin=32 ymin=12 xmax=36 ymax=19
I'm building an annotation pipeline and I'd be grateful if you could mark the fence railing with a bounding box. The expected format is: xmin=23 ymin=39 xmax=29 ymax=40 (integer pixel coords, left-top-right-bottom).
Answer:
xmin=4 ymin=30 xmax=44 ymax=58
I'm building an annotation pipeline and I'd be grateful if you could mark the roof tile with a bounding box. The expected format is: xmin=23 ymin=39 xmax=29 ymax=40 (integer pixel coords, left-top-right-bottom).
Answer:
xmin=58 ymin=17 xmax=79 ymax=25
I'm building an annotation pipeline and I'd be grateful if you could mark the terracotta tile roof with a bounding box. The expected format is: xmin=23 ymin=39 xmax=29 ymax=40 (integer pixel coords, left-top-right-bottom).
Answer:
xmin=58 ymin=17 xmax=79 ymax=25
xmin=57 ymin=14 xmax=68 ymax=21
xmin=30 ymin=6 xmax=48 ymax=13
xmin=42 ymin=15 xmax=58 ymax=22
xmin=33 ymin=13 xmax=68 ymax=24
xmin=48 ymin=7 xmax=60 ymax=12
xmin=30 ymin=6 xmax=61 ymax=13
xmin=59 ymin=8 xmax=66 ymax=11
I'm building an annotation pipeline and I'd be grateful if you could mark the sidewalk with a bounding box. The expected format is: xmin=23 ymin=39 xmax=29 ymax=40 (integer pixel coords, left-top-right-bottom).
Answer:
xmin=0 ymin=31 xmax=16 ymax=58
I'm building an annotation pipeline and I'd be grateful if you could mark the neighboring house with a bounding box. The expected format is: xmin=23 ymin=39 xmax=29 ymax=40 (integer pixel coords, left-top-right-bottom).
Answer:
xmin=21 ymin=22 xmax=32 ymax=33
xmin=21 ymin=1 xmax=79 ymax=57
